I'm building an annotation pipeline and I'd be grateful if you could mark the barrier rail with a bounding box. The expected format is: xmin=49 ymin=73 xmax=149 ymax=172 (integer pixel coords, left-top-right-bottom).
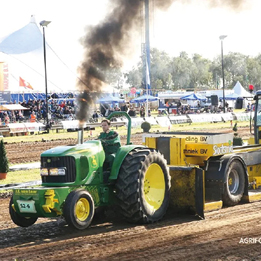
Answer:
xmin=0 ymin=120 xmax=126 ymax=136
xmin=0 ymin=112 xmax=251 ymax=136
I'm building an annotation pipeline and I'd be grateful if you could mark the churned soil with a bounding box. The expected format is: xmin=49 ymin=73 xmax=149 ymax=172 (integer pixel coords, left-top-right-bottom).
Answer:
xmin=0 ymin=198 xmax=261 ymax=261
xmin=1 ymin=126 xmax=260 ymax=260
xmin=5 ymin=126 xmax=250 ymax=165
xmin=5 ymin=134 xmax=142 ymax=165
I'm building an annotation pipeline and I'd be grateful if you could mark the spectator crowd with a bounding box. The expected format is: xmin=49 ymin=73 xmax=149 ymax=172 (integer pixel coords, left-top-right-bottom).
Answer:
xmin=0 ymin=99 xmax=76 ymax=125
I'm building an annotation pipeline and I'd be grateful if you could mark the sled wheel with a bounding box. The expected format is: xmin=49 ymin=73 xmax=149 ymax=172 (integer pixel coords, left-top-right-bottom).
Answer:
xmin=63 ymin=190 xmax=94 ymax=230
xmin=9 ymin=196 xmax=38 ymax=227
xmin=115 ymin=148 xmax=170 ymax=223
xmin=222 ymin=160 xmax=245 ymax=206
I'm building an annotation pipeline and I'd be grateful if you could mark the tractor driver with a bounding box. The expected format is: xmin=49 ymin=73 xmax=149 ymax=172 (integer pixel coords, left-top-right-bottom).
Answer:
xmin=98 ymin=119 xmax=121 ymax=171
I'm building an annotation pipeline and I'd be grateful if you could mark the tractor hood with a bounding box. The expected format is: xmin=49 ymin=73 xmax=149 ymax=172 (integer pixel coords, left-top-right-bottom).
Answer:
xmin=41 ymin=140 xmax=104 ymax=158
xmin=40 ymin=140 xmax=105 ymax=186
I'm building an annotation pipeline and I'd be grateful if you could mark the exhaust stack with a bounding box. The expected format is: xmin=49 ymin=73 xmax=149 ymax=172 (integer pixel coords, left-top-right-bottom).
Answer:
xmin=78 ymin=128 xmax=84 ymax=144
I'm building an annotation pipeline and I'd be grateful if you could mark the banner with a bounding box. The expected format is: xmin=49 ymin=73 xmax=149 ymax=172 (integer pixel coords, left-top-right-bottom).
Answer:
xmin=8 ymin=122 xmax=45 ymax=133
xmin=0 ymin=62 xmax=9 ymax=91
xmin=0 ymin=91 xmax=11 ymax=103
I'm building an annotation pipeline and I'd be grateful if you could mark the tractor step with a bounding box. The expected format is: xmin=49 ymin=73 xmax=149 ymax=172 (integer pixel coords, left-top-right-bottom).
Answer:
xmin=243 ymin=190 xmax=261 ymax=203
xmin=204 ymin=201 xmax=223 ymax=212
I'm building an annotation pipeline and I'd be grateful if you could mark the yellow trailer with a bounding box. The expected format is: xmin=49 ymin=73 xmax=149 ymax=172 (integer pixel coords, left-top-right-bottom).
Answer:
xmin=143 ymin=132 xmax=261 ymax=217
xmin=143 ymin=106 xmax=261 ymax=218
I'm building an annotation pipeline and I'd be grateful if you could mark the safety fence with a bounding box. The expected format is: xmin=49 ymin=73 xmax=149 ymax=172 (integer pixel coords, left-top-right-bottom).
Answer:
xmin=129 ymin=112 xmax=250 ymax=127
xmin=0 ymin=112 xmax=252 ymax=136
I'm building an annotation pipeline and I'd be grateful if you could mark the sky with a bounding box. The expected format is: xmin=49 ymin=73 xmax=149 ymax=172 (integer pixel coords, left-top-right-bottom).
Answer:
xmin=0 ymin=0 xmax=261 ymax=92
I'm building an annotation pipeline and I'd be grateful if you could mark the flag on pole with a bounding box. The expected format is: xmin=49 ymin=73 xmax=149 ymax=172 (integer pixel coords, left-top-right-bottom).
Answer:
xmin=145 ymin=58 xmax=152 ymax=117
xmin=19 ymin=77 xmax=33 ymax=90
xmin=146 ymin=60 xmax=152 ymax=95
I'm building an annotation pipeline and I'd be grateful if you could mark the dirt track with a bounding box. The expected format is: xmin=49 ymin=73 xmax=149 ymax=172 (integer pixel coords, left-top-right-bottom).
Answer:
xmin=5 ymin=135 xmax=143 ymax=164
xmin=5 ymin=127 xmax=250 ymax=164
xmin=2 ymin=127 xmax=261 ymax=260
xmin=1 ymin=197 xmax=261 ymax=261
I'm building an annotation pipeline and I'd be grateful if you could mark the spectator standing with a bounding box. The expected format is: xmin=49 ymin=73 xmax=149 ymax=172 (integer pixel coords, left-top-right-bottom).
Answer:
xmin=29 ymin=111 xmax=36 ymax=122
xmin=92 ymin=111 xmax=99 ymax=122
xmin=4 ymin=113 xmax=10 ymax=125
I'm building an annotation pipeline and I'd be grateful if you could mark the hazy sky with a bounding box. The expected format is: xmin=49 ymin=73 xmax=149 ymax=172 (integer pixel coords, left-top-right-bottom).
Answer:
xmin=0 ymin=0 xmax=260 ymax=91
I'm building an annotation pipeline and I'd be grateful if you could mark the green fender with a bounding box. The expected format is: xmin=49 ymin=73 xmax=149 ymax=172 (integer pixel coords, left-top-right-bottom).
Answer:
xmin=109 ymin=145 xmax=146 ymax=181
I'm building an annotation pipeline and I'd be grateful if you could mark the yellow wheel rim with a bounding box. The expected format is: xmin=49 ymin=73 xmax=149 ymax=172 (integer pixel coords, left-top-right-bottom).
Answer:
xmin=144 ymin=163 xmax=165 ymax=211
xmin=75 ymin=198 xmax=90 ymax=221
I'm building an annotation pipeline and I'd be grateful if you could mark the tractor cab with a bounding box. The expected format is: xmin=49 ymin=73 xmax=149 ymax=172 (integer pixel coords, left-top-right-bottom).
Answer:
xmin=254 ymin=90 xmax=261 ymax=144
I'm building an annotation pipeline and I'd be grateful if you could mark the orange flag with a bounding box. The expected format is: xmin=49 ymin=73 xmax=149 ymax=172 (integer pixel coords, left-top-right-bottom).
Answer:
xmin=19 ymin=77 xmax=33 ymax=90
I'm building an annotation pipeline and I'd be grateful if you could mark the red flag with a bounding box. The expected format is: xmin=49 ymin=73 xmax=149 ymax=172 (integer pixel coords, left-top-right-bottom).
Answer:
xmin=19 ymin=77 xmax=33 ymax=90
xmin=19 ymin=77 xmax=26 ymax=87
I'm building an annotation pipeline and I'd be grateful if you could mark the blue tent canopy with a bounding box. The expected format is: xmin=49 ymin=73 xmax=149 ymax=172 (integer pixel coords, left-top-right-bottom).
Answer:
xmin=98 ymin=95 xmax=125 ymax=103
xmin=10 ymin=92 xmax=77 ymax=103
xmin=130 ymin=94 xmax=158 ymax=103
xmin=11 ymin=93 xmax=46 ymax=103
xmin=222 ymin=93 xmax=243 ymax=100
xmin=180 ymin=93 xmax=206 ymax=101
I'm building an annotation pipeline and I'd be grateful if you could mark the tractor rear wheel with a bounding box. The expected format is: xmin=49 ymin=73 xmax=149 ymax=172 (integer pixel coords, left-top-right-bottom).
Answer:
xmin=63 ymin=189 xmax=95 ymax=230
xmin=115 ymin=148 xmax=170 ymax=223
xmin=222 ymin=160 xmax=245 ymax=206
xmin=9 ymin=196 xmax=38 ymax=227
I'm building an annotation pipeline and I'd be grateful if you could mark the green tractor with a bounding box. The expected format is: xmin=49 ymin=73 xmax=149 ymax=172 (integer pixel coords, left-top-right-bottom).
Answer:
xmin=9 ymin=112 xmax=171 ymax=230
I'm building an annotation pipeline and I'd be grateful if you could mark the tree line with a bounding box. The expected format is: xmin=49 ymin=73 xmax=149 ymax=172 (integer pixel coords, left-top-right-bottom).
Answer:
xmin=121 ymin=48 xmax=261 ymax=92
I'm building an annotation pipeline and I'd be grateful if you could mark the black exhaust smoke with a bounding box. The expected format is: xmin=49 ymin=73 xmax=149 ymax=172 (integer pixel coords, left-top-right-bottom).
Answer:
xmin=76 ymin=0 xmax=247 ymax=124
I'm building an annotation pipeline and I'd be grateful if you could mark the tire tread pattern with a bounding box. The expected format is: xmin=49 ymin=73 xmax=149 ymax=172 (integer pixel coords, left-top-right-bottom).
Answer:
xmin=115 ymin=148 xmax=170 ymax=223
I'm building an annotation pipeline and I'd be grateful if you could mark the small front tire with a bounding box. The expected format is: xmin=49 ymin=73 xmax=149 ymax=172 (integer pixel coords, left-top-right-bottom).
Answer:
xmin=63 ymin=190 xmax=95 ymax=230
xmin=9 ymin=196 xmax=38 ymax=227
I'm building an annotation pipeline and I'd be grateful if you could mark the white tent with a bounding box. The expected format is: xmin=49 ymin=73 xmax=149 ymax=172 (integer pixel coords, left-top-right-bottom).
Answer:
xmin=233 ymin=81 xmax=252 ymax=97
xmin=0 ymin=104 xmax=29 ymax=111
xmin=0 ymin=16 xmax=77 ymax=93
xmin=232 ymin=81 xmax=253 ymax=109
xmin=0 ymin=16 xmax=43 ymax=54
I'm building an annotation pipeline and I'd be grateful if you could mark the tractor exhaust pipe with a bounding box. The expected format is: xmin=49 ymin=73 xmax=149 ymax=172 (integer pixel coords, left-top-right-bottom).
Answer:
xmin=78 ymin=128 xmax=84 ymax=144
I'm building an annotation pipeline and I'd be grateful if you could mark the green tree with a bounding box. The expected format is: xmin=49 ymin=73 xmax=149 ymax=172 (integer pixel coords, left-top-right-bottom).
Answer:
xmin=124 ymin=64 xmax=143 ymax=88
xmin=104 ymin=67 xmax=125 ymax=90
xmin=170 ymin=52 xmax=192 ymax=89
xmin=209 ymin=58 xmax=222 ymax=89
xmin=247 ymin=56 xmax=261 ymax=90
xmin=0 ymin=140 xmax=9 ymax=173
xmin=150 ymin=48 xmax=172 ymax=90
xmin=189 ymin=54 xmax=212 ymax=89
xmin=223 ymin=52 xmax=247 ymax=87
xmin=124 ymin=47 xmax=261 ymax=93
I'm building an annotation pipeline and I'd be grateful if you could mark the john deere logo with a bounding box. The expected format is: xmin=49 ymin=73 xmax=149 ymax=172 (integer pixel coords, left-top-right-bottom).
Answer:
xmin=91 ymin=156 xmax=97 ymax=167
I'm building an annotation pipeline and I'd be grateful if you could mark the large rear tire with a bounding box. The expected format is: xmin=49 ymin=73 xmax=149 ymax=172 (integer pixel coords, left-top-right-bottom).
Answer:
xmin=63 ymin=189 xmax=95 ymax=230
xmin=9 ymin=196 xmax=38 ymax=227
xmin=115 ymin=148 xmax=170 ymax=223
xmin=222 ymin=160 xmax=245 ymax=206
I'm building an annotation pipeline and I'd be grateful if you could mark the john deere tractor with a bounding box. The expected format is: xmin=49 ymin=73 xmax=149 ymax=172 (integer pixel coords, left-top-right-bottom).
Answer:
xmin=9 ymin=112 xmax=170 ymax=230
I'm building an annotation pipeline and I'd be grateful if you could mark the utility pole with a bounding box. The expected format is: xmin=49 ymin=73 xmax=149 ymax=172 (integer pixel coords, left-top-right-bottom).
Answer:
xmin=145 ymin=0 xmax=150 ymax=116
xmin=220 ymin=35 xmax=227 ymax=113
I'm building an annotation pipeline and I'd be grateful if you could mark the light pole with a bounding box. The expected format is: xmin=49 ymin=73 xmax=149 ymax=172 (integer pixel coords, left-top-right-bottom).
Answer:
xmin=40 ymin=20 xmax=51 ymax=129
xmin=220 ymin=35 xmax=227 ymax=113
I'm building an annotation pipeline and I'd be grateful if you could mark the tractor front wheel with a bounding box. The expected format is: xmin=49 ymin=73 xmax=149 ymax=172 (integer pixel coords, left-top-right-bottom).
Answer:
xmin=115 ymin=148 xmax=170 ymax=223
xmin=9 ymin=196 xmax=38 ymax=227
xmin=63 ymin=189 xmax=95 ymax=230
